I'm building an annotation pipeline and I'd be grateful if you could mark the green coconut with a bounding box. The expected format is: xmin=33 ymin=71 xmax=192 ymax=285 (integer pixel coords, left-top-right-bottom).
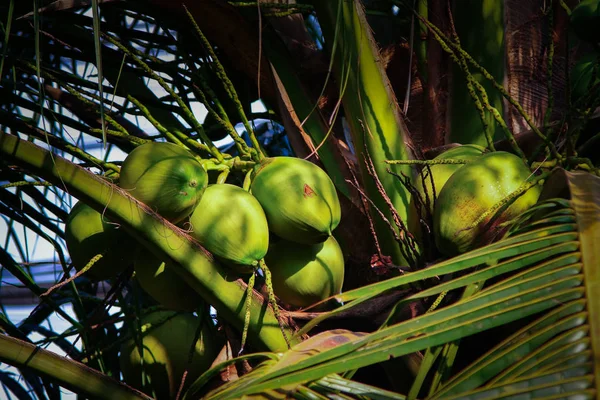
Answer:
xmin=433 ymin=151 xmax=542 ymax=256
xmin=119 ymin=310 xmax=218 ymax=400
xmin=188 ymin=184 xmax=269 ymax=269
xmin=265 ymin=236 xmax=345 ymax=308
xmin=407 ymin=144 xmax=486 ymax=242
xmin=134 ymin=251 xmax=203 ymax=312
xmin=250 ymin=157 xmax=341 ymax=245
xmin=570 ymin=0 xmax=600 ymax=43
xmin=119 ymin=142 xmax=208 ymax=223
xmin=65 ymin=201 xmax=133 ymax=281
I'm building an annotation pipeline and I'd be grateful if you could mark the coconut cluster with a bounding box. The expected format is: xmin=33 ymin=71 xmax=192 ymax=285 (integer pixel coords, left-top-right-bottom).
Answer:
xmin=64 ymin=143 xmax=218 ymax=398
xmin=187 ymin=156 xmax=345 ymax=309
xmin=64 ymin=142 xmax=208 ymax=309
xmin=408 ymin=147 xmax=542 ymax=256
xmin=407 ymin=144 xmax=486 ymax=245
xmin=65 ymin=143 xmax=345 ymax=310
xmin=63 ymin=143 xmax=346 ymax=398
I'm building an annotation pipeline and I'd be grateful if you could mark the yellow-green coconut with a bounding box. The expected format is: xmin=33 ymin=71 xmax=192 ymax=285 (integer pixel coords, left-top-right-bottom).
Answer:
xmin=433 ymin=151 xmax=542 ymax=256
xmin=65 ymin=201 xmax=132 ymax=281
xmin=408 ymin=144 xmax=485 ymax=243
xmin=250 ymin=157 xmax=341 ymax=245
xmin=119 ymin=310 xmax=218 ymax=400
xmin=134 ymin=251 xmax=203 ymax=312
xmin=265 ymin=236 xmax=345 ymax=308
xmin=119 ymin=142 xmax=208 ymax=223
xmin=188 ymin=184 xmax=269 ymax=270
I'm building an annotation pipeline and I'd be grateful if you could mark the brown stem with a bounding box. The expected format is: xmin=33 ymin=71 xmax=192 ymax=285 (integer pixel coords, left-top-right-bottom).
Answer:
xmin=422 ymin=0 xmax=449 ymax=150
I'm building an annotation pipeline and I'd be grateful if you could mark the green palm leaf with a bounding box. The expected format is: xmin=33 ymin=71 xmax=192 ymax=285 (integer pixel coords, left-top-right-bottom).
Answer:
xmin=0 ymin=333 xmax=151 ymax=400
xmin=199 ymin=169 xmax=599 ymax=399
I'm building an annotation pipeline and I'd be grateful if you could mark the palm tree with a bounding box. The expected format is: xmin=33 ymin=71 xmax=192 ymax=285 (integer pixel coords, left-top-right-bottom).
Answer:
xmin=0 ymin=0 xmax=598 ymax=398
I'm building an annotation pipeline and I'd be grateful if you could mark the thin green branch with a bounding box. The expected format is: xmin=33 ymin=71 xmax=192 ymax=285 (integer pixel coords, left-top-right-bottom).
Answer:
xmin=443 ymin=22 xmax=495 ymax=151
xmin=4 ymin=77 xmax=144 ymax=151
xmin=125 ymin=94 xmax=212 ymax=156
xmin=0 ymin=168 xmax=68 ymax=221
xmin=263 ymin=10 xmax=303 ymax=17
xmin=239 ymin=271 xmax=256 ymax=355
xmin=183 ymin=5 xmax=263 ymax=161
xmin=102 ymin=33 xmax=223 ymax=162
xmin=559 ymin=0 xmax=571 ymax=14
xmin=50 ymin=90 xmax=127 ymax=136
xmin=87 ymin=128 xmax=148 ymax=146
xmin=124 ymin=98 xmax=183 ymax=147
xmin=1 ymin=181 xmax=52 ymax=189
xmin=470 ymin=80 xmax=526 ymax=162
xmin=190 ymin=81 xmax=254 ymax=158
xmin=260 ymin=259 xmax=291 ymax=349
xmin=20 ymin=60 xmax=133 ymax=139
xmin=566 ymin=157 xmax=600 ymax=175
xmin=40 ymin=254 xmax=103 ymax=297
xmin=91 ymin=0 xmax=107 ymax=147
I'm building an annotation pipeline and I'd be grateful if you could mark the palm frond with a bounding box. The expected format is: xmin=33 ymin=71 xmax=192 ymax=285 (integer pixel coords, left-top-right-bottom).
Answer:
xmin=199 ymin=169 xmax=599 ymax=399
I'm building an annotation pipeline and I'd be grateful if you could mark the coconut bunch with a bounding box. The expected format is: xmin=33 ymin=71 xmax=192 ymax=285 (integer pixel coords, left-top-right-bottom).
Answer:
xmin=64 ymin=142 xmax=345 ymax=315
xmin=408 ymin=146 xmax=542 ymax=257
xmin=181 ymin=155 xmax=345 ymax=351
xmin=64 ymin=142 xmax=209 ymax=309
xmin=186 ymin=156 xmax=346 ymax=309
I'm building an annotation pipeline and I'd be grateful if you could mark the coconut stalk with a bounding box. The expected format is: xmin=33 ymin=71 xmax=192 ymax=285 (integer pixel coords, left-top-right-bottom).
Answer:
xmin=0 ymin=132 xmax=294 ymax=353
xmin=448 ymin=0 xmax=505 ymax=146
xmin=311 ymin=0 xmax=415 ymax=266
xmin=0 ymin=334 xmax=151 ymax=400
